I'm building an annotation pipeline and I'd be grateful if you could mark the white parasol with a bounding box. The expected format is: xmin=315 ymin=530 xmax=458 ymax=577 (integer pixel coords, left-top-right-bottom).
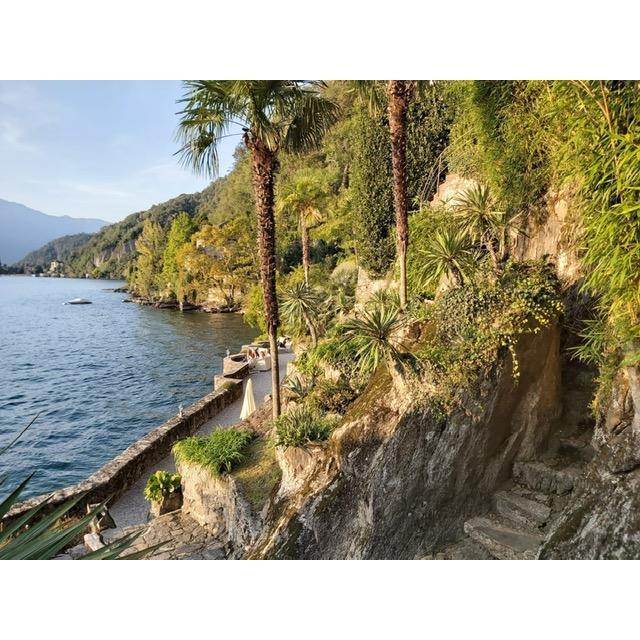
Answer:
xmin=240 ymin=378 xmax=257 ymax=420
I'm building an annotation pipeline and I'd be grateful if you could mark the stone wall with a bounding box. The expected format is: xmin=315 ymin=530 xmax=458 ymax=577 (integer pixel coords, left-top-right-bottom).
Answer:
xmin=4 ymin=377 xmax=244 ymax=527
xmin=178 ymin=461 xmax=261 ymax=553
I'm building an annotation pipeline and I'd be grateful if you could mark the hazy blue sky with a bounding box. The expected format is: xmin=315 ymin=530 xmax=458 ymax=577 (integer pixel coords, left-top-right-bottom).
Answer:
xmin=0 ymin=81 xmax=241 ymax=222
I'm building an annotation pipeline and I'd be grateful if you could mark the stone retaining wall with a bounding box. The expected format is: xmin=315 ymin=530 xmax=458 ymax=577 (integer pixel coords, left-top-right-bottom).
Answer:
xmin=3 ymin=377 xmax=244 ymax=526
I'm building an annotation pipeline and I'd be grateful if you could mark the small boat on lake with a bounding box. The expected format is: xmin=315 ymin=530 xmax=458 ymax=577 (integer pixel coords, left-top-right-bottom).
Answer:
xmin=65 ymin=298 xmax=92 ymax=305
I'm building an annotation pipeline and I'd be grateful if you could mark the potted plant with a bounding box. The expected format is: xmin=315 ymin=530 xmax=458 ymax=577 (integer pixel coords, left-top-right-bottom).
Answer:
xmin=144 ymin=470 xmax=183 ymax=517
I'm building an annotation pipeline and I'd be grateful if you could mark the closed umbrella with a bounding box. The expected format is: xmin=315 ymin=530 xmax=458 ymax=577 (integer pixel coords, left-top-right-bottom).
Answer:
xmin=240 ymin=378 xmax=257 ymax=420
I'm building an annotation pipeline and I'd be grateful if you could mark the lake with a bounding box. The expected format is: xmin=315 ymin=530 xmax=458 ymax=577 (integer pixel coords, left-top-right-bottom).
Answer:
xmin=0 ymin=276 xmax=257 ymax=498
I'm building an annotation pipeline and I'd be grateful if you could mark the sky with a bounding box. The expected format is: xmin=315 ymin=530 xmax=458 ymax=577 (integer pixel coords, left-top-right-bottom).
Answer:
xmin=0 ymin=81 xmax=242 ymax=222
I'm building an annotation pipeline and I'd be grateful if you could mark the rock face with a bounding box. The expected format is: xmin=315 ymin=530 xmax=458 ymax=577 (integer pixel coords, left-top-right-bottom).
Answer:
xmin=432 ymin=174 xmax=583 ymax=287
xmin=539 ymin=365 xmax=640 ymax=559
xmin=178 ymin=462 xmax=261 ymax=553
xmin=249 ymin=325 xmax=561 ymax=559
xmin=511 ymin=188 xmax=583 ymax=285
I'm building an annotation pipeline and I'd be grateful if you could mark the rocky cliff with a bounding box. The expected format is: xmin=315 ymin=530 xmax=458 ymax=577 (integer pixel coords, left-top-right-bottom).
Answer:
xmin=248 ymin=325 xmax=561 ymax=559
xmin=539 ymin=366 xmax=640 ymax=559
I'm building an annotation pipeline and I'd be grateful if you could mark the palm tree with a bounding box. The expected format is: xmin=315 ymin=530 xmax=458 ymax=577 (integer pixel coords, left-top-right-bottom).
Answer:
xmin=352 ymin=80 xmax=419 ymax=310
xmin=453 ymin=184 xmax=505 ymax=271
xmin=280 ymin=282 xmax=324 ymax=347
xmin=177 ymin=81 xmax=339 ymax=418
xmin=417 ymin=228 xmax=478 ymax=289
xmin=276 ymin=169 xmax=328 ymax=286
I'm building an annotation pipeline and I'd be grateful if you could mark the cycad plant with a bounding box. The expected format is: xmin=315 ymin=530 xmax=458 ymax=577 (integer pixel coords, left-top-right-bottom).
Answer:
xmin=280 ymin=282 xmax=324 ymax=347
xmin=341 ymin=303 xmax=404 ymax=373
xmin=453 ymin=184 xmax=505 ymax=271
xmin=177 ymin=81 xmax=339 ymax=418
xmin=416 ymin=227 xmax=478 ymax=289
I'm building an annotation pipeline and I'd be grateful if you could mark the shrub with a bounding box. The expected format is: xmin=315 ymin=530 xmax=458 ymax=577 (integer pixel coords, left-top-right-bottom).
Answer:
xmin=173 ymin=428 xmax=254 ymax=475
xmin=274 ymin=406 xmax=338 ymax=448
xmin=143 ymin=470 xmax=181 ymax=504
xmin=310 ymin=379 xmax=358 ymax=415
xmin=418 ymin=260 xmax=563 ymax=407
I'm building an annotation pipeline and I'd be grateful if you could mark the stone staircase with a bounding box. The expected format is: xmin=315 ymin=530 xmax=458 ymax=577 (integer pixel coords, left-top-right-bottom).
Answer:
xmin=426 ymin=360 xmax=598 ymax=560
xmin=430 ymin=432 xmax=594 ymax=560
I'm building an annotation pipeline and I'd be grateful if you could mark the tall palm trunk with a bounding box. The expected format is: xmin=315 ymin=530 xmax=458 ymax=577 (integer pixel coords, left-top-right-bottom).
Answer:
xmin=248 ymin=136 xmax=281 ymax=419
xmin=301 ymin=308 xmax=318 ymax=347
xmin=387 ymin=80 xmax=413 ymax=310
xmin=301 ymin=217 xmax=311 ymax=286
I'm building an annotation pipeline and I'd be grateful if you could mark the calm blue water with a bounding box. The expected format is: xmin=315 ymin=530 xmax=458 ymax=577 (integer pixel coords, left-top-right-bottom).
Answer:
xmin=0 ymin=276 xmax=257 ymax=498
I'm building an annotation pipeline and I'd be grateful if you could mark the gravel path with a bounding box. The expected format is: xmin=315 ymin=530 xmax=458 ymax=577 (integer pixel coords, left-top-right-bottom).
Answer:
xmin=108 ymin=352 xmax=293 ymax=530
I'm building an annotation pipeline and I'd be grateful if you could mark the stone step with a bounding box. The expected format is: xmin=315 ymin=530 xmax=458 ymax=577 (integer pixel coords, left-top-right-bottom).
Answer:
xmin=494 ymin=490 xmax=551 ymax=528
xmin=512 ymin=461 xmax=581 ymax=495
xmin=426 ymin=538 xmax=495 ymax=560
xmin=558 ymin=437 xmax=595 ymax=463
xmin=464 ymin=515 xmax=544 ymax=560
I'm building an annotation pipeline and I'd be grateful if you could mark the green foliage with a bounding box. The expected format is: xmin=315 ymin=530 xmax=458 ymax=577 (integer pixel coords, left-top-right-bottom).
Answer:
xmin=176 ymin=217 xmax=256 ymax=307
xmin=552 ymin=81 xmax=640 ymax=384
xmin=351 ymin=105 xmax=395 ymax=277
xmin=283 ymin=375 xmax=312 ymax=401
xmin=143 ymin=471 xmax=181 ymax=504
xmin=161 ymin=212 xmax=196 ymax=298
xmin=341 ymin=302 xmax=405 ymax=374
xmin=279 ymin=282 xmax=325 ymax=344
xmin=243 ymin=284 xmax=267 ymax=333
xmin=173 ymin=428 xmax=254 ymax=475
xmin=274 ymin=406 xmax=338 ymax=448
xmin=130 ymin=219 xmax=166 ymax=300
xmin=69 ymin=193 xmax=200 ymax=279
xmin=309 ymin=379 xmax=358 ymax=415
xmin=350 ymin=85 xmax=454 ymax=278
xmin=446 ymin=81 xmax=552 ymax=215
xmin=413 ymin=226 xmax=479 ymax=290
xmin=417 ymin=260 xmax=563 ymax=407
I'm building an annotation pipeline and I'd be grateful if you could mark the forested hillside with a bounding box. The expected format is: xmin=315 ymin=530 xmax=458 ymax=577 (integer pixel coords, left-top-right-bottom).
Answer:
xmin=16 ymin=233 xmax=94 ymax=270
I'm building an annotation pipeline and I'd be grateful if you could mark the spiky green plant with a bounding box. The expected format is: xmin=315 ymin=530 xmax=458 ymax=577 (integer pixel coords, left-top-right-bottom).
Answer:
xmin=415 ymin=227 xmax=479 ymax=289
xmin=173 ymin=428 xmax=254 ymax=475
xmin=283 ymin=375 xmax=312 ymax=401
xmin=280 ymin=282 xmax=324 ymax=347
xmin=453 ymin=184 xmax=505 ymax=270
xmin=341 ymin=304 xmax=405 ymax=373
xmin=274 ymin=406 xmax=337 ymax=448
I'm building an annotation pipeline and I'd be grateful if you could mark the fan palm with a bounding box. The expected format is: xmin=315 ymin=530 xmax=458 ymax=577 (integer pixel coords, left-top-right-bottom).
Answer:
xmin=177 ymin=81 xmax=339 ymax=418
xmin=453 ymin=184 xmax=505 ymax=271
xmin=280 ymin=282 xmax=324 ymax=347
xmin=417 ymin=228 xmax=478 ymax=289
xmin=277 ymin=168 xmax=328 ymax=286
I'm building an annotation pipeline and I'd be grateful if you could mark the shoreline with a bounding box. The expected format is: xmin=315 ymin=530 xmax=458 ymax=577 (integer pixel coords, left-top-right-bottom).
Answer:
xmin=3 ymin=358 xmax=252 ymax=527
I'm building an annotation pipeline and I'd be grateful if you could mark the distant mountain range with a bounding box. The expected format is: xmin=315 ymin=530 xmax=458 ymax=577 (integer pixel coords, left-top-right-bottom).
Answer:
xmin=0 ymin=198 xmax=108 ymax=265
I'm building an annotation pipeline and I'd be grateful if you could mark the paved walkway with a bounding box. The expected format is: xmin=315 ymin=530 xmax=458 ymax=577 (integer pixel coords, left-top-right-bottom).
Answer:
xmin=109 ymin=352 xmax=293 ymax=530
